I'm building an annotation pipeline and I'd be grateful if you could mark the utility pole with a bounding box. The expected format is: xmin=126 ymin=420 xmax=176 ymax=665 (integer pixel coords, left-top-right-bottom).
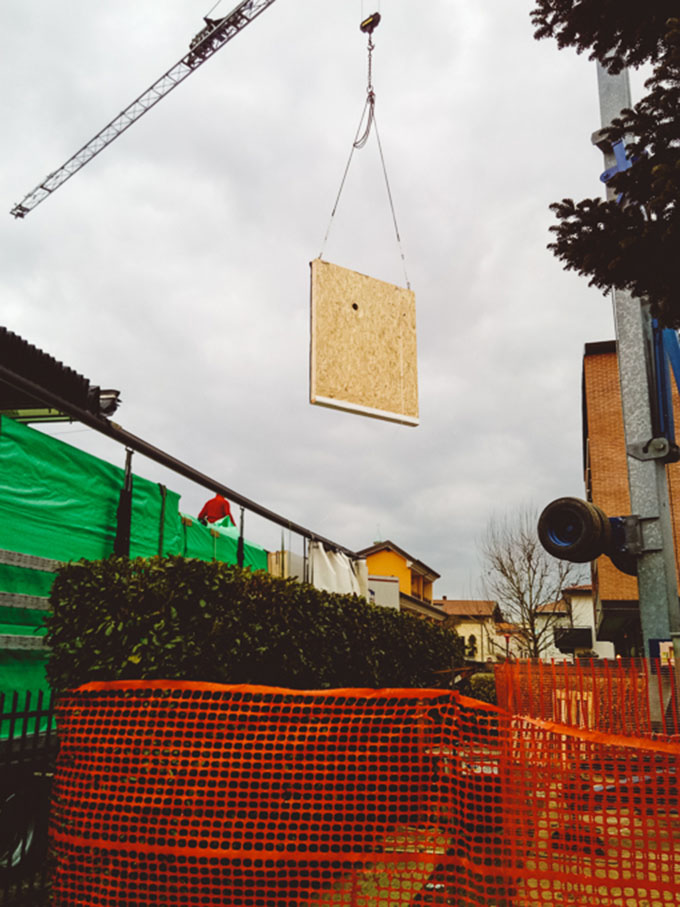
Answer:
xmin=593 ymin=67 xmax=680 ymax=684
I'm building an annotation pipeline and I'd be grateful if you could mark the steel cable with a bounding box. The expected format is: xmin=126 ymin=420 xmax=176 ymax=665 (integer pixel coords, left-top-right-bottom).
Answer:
xmin=318 ymin=29 xmax=410 ymax=289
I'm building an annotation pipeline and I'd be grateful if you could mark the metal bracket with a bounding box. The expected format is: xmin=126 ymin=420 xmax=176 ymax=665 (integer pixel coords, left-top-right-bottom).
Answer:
xmin=600 ymin=139 xmax=632 ymax=185
xmin=591 ymin=128 xmax=613 ymax=153
xmin=616 ymin=515 xmax=643 ymax=556
xmin=627 ymin=437 xmax=680 ymax=462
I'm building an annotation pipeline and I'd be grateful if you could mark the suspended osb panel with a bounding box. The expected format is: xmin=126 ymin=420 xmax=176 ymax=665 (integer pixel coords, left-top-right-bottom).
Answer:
xmin=309 ymin=259 xmax=418 ymax=426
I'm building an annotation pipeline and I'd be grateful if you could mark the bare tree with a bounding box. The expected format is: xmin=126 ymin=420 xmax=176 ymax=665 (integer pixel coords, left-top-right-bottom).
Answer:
xmin=480 ymin=507 xmax=587 ymax=659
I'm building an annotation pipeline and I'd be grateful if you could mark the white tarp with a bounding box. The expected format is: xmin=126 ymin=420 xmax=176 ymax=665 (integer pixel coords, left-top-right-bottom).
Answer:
xmin=309 ymin=541 xmax=369 ymax=599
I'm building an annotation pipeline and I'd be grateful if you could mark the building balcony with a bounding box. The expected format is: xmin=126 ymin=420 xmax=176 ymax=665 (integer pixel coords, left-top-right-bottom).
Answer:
xmin=554 ymin=626 xmax=593 ymax=653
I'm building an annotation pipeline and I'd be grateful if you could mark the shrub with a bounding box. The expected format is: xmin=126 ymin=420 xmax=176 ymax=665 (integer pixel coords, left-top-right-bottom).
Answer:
xmin=46 ymin=556 xmax=464 ymax=692
xmin=468 ymin=672 xmax=497 ymax=705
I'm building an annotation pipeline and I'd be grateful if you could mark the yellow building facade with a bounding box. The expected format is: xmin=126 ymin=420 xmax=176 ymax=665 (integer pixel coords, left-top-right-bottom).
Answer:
xmin=357 ymin=540 xmax=443 ymax=621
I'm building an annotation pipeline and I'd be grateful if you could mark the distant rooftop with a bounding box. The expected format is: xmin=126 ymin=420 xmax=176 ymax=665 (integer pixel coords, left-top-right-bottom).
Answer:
xmin=495 ymin=622 xmax=526 ymax=637
xmin=357 ymin=539 xmax=440 ymax=581
xmin=538 ymin=601 xmax=570 ymax=614
xmin=433 ymin=599 xmax=498 ymax=618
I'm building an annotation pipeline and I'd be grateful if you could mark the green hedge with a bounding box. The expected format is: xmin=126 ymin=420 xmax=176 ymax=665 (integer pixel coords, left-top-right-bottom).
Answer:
xmin=468 ymin=672 xmax=497 ymax=705
xmin=46 ymin=556 xmax=464 ymax=692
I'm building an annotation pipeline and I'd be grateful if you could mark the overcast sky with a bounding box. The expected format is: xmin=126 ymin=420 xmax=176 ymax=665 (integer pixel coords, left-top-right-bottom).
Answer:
xmin=0 ymin=1 xmax=645 ymax=596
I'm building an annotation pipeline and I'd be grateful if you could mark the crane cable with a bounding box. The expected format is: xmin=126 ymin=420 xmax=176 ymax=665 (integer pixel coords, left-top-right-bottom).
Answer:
xmin=353 ymin=30 xmax=377 ymax=150
xmin=319 ymin=15 xmax=410 ymax=290
xmin=204 ymin=0 xmax=226 ymax=18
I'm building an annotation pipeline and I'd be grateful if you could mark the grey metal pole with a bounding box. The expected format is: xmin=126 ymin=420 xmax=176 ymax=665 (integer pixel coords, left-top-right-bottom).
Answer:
xmin=593 ymin=66 xmax=680 ymax=689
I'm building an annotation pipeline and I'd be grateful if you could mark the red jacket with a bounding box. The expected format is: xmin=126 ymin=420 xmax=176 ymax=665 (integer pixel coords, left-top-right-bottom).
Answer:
xmin=198 ymin=495 xmax=233 ymax=525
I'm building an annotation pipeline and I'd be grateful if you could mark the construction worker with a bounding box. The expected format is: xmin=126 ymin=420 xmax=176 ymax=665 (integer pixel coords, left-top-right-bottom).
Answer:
xmin=198 ymin=494 xmax=234 ymax=527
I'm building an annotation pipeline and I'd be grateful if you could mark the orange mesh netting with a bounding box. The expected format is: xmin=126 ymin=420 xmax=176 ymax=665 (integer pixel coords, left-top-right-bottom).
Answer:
xmin=495 ymin=658 xmax=680 ymax=738
xmin=50 ymin=681 xmax=680 ymax=906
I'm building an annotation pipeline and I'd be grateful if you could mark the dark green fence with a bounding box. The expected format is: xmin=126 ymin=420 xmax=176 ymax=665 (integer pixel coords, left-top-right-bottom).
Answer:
xmin=0 ymin=690 xmax=57 ymax=906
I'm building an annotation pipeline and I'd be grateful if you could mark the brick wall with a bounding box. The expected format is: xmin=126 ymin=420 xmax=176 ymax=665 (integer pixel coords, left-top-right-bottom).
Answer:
xmin=583 ymin=343 xmax=680 ymax=606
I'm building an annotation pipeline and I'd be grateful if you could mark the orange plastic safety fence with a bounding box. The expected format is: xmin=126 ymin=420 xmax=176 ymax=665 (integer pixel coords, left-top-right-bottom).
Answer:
xmin=50 ymin=681 xmax=680 ymax=906
xmin=494 ymin=658 xmax=680 ymax=738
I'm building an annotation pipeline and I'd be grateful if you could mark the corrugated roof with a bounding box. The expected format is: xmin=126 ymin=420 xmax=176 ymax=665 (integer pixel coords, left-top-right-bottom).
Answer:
xmin=0 ymin=327 xmax=118 ymax=419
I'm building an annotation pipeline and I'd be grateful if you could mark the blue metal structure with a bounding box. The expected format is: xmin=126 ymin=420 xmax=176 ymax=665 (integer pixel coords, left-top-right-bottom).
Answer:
xmin=598 ymin=136 xmax=680 ymax=457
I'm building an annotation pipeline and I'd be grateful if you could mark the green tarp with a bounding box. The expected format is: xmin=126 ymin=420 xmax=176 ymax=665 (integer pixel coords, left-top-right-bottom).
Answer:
xmin=0 ymin=608 xmax=47 ymax=631
xmin=180 ymin=518 xmax=268 ymax=571
xmin=0 ymin=415 xmax=184 ymax=561
xmin=0 ymin=416 xmax=267 ymax=569
xmin=0 ymin=651 xmax=50 ymax=708
xmin=0 ymin=416 xmax=269 ymax=701
xmin=0 ymin=650 xmax=52 ymax=736
xmin=0 ymin=562 xmax=54 ymax=596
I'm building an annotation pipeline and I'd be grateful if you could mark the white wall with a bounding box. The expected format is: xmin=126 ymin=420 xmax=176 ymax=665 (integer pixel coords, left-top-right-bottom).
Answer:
xmin=536 ymin=592 xmax=615 ymax=662
xmin=452 ymin=619 xmax=494 ymax=661
xmin=368 ymin=575 xmax=400 ymax=610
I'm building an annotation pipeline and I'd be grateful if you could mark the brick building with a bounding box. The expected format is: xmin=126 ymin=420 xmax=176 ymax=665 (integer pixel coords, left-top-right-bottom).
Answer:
xmin=583 ymin=340 xmax=680 ymax=655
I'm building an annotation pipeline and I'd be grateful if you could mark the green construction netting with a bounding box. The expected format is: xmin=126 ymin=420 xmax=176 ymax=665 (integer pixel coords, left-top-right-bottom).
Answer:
xmin=181 ymin=517 xmax=268 ymax=571
xmin=0 ymin=415 xmax=269 ymax=726
xmin=130 ymin=477 xmax=183 ymax=559
xmin=0 ymin=415 xmax=268 ymax=610
xmin=0 ymin=562 xmax=54 ymax=597
xmin=0 ymin=415 xmax=120 ymax=560
xmin=0 ymin=415 xmax=184 ymax=561
xmin=0 ymin=608 xmax=47 ymax=631
xmin=0 ymin=416 xmax=267 ymax=569
xmin=181 ymin=516 xmax=216 ymax=561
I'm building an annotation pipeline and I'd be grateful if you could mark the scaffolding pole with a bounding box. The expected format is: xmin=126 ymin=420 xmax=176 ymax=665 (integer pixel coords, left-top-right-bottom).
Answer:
xmin=593 ymin=66 xmax=680 ymax=696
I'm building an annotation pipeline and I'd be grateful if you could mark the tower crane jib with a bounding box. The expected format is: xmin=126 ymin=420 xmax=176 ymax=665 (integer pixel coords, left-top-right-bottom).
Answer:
xmin=10 ymin=0 xmax=280 ymax=219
